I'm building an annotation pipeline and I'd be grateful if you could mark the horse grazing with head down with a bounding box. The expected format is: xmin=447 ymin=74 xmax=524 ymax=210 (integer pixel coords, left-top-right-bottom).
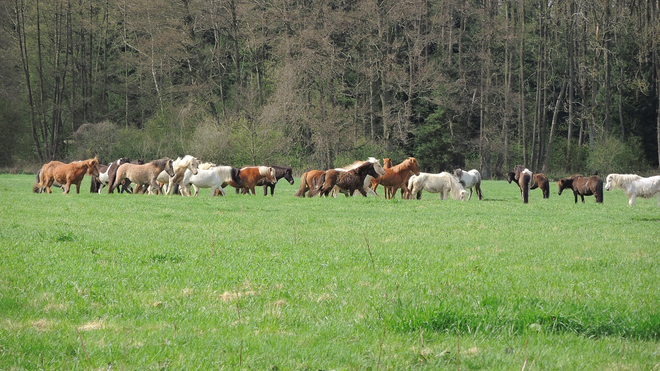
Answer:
xmin=557 ymin=175 xmax=603 ymax=203
xmin=408 ymin=172 xmax=468 ymax=201
xmin=33 ymin=158 xmax=99 ymax=194
xmin=453 ymin=168 xmax=483 ymax=200
xmin=109 ymin=158 xmax=174 ymax=195
xmin=252 ymin=165 xmax=295 ymax=196
xmin=605 ymin=173 xmax=660 ymax=206
xmin=294 ymin=170 xmax=326 ymax=197
xmin=310 ymin=161 xmax=381 ymax=197
xmin=370 ymin=157 xmax=421 ymax=199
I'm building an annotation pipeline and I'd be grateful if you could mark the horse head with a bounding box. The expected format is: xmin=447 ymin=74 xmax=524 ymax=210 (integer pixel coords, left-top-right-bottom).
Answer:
xmin=284 ymin=167 xmax=295 ymax=185
xmin=265 ymin=167 xmax=278 ymax=184
xmin=164 ymin=158 xmax=176 ymax=177
xmin=383 ymin=158 xmax=393 ymax=169
xmin=557 ymin=178 xmax=568 ymax=195
xmin=365 ymin=162 xmax=380 ymax=179
xmin=408 ymin=157 xmax=421 ymax=176
xmin=605 ymin=174 xmax=616 ymax=191
xmin=87 ymin=158 xmax=100 ymax=177
xmin=368 ymin=157 xmax=386 ymax=176
xmin=506 ymin=171 xmax=516 ymax=184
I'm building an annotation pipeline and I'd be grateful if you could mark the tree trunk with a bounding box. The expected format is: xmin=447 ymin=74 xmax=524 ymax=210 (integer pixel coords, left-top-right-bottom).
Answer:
xmin=543 ymin=80 xmax=566 ymax=173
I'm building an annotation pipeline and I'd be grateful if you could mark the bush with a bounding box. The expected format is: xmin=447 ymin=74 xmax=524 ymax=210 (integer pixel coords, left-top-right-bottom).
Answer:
xmin=586 ymin=135 xmax=649 ymax=175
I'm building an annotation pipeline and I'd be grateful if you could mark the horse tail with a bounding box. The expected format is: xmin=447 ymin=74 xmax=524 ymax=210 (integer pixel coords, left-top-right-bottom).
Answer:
xmin=33 ymin=169 xmax=43 ymax=193
xmin=308 ymin=173 xmax=327 ymax=197
xmin=595 ymin=178 xmax=604 ymax=203
xmin=293 ymin=173 xmax=308 ymax=197
xmin=521 ymin=173 xmax=530 ymax=203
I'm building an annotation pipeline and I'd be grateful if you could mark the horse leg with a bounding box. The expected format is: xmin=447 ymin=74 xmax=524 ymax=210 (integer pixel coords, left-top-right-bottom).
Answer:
xmin=468 ymin=187 xmax=473 ymax=201
xmin=263 ymin=184 xmax=268 ymax=196
xmin=580 ymin=194 xmax=585 ymax=203
xmin=476 ymin=183 xmax=483 ymax=200
xmin=629 ymin=194 xmax=636 ymax=206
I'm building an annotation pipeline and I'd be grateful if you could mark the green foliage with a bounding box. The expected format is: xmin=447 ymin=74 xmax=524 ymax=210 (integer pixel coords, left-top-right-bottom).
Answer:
xmin=413 ymin=106 xmax=464 ymax=172
xmin=587 ymin=135 xmax=649 ymax=175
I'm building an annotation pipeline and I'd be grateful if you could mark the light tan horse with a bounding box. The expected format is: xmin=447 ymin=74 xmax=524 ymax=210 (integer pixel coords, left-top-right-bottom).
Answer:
xmin=33 ymin=158 xmax=99 ymax=194
xmin=293 ymin=170 xmax=326 ymax=197
xmin=109 ymin=158 xmax=174 ymax=195
xmin=370 ymin=157 xmax=421 ymax=199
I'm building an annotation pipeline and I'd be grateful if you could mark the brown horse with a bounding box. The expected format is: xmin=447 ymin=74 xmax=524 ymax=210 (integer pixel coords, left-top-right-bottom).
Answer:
xmin=90 ymin=157 xmax=131 ymax=194
xmin=254 ymin=165 xmax=295 ymax=196
xmin=109 ymin=158 xmax=174 ymax=195
xmin=310 ymin=161 xmax=381 ymax=197
xmin=293 ymin=170 xmax=326 ymax=197
xmin=557 ymin=175 xmax=603 ymax=203
xmin=225 ymin=166 xmax=278 ymax=195
xmin=370 ymin=157 xmax=420 ymax=199
xmin=33 ymin=158 xmax=100 ymax=194
xmin=507 ymin=165 xmax=550 ymax=201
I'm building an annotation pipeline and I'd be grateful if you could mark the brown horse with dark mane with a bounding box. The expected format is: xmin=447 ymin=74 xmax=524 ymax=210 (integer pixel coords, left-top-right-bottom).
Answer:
xmin=109 ymin=158 xmax=174 ymax=195
xmin=252 ymin=165 xmax=295 ymax=196
xmin=507 ymin=165 xmax=550 ymax=202
xmin=33 ymin=158 xmax=100 ymax=194
xmin=370 ymin=157 xmax=420 ymax=199
xmin=310 ymin=161 xmax=381 ymax=197
xmin=557 ymin=175 xmax=603 ymax=203
xmin=294 ymin=170 xmax=326 ymax=197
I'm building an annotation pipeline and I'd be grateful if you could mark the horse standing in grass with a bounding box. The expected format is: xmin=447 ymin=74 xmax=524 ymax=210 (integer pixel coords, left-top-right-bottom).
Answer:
xmin=310 ymin=161 xmax=381 ymax=197
xmin=370 ymin=157 xmax=421 ymax=199
xmin=331 ymin=157 xmax=386 ymax=197
xmin=557 ymin=175 xmax=603 ymax=203
xmin=33 ymin=158 xmax=100 ymax=194
xmin=34 ymin=162 xmax=64 ymax=193
xmin=294 ymin=170 xmax=326 ymax=197
xmin=225 ymin=166 xmax=278 ymax=195
xmin=90 ymin=157 xmax=131 ymax=194
xmin=181 ymin=165 xmax=242 ymax=196
xmin=453 ymin=168 xmax=483 ymax=200
xmin=252 ymin=165 xmax=295 ymax=196
xmin=109 ymin=158 xmax=174 ymax=195
xmin=155 ymin=155 xmax=199 ymax=195
xmin=605 ymin=173 xmax=660 ymax=206
xmin=408 ymin=172 xmax=468 ymax=201
xmin=507 ymin=165 xmax=549 ymax=202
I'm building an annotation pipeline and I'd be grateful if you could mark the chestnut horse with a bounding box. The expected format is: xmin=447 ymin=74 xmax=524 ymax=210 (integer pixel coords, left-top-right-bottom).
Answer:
xmin=310 ymin=161 xmax=381 ymax=197
xmin=293 ymin=170 xmax=326 ymax=197
xmin=253 ymin=165 xmax=295 ymax=196
xmin=34 ymin=162 xmax=64 ymax=193
xmin=109 ymin=158 xmax=174 ymax=195
xmin=370 ymin=157 xmax=421 ymax=199
xmin=224 ymin=166 xmax=278 ymax=195
xmin=557 ymin=175 xmax=603 ymax=203
xmin=33 ymin=158 xmax=100 ymax=194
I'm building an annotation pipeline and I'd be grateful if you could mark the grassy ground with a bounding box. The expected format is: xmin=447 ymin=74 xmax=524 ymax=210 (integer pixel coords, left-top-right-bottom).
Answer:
xmin=1 ymin=174 xmax=659 ymax=370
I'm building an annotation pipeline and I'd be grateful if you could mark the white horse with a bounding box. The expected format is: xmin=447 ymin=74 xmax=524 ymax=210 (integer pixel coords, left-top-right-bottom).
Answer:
xmin=332 ymin=157 xmax=386 ymax=197
xmin=453 ymin=168 xmax=483 ymax=200
xmin=153 ymin=155 xmax=199 ymax=195
xmin=408 ymin=172 xmax=468 ymax=201
xmin=605 ymin=173 xmax=660 ymax=206
xmin=181 ymin=165 xmax=242 ymax=196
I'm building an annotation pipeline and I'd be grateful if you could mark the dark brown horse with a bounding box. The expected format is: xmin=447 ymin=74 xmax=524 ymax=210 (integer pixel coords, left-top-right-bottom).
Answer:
xmin=294 ymin=170 xmax=326 ymax=197
xmin=557 ymin=175 xmax=603 ymax=203
xmin=310 ymin=161 xmax=381 ymax=197
xmin=250 ymin=165 xmax=295 ymax=196
xmin=370 ymin=157 xmax=421 ymax=199
xmin=224 ymin=166 xmax=278 ymax=195
xmin=507 ymin=165 xmax=550 ymax=202
xmin=90 ymin=157 xmax=131 ymax=193
xmin=33 ymin=158 xmax=100 ymax=194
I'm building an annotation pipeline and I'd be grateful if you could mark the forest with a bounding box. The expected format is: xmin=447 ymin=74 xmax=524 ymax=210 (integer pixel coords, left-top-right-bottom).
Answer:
xmin=1 ymin=0 xmax=659 ymax=178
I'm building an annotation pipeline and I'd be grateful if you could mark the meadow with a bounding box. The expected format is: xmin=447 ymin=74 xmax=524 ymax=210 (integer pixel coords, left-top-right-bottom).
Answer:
xmin=0 ymin=173 xmax=659 ymax=370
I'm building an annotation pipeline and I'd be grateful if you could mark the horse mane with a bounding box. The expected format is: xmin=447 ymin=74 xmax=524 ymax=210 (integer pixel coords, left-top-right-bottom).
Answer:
xmin=198 ymin=162 xmax=216 ymax=170
xmin=173 ymin=155 xmax=196 ymax=172
xmin=258 ymin=166 xmax=273 ymax=176
xmin=150 ymin=158 xmax=171 ymax=169
xmin=609 ymin=174 xmax=642 ymax=188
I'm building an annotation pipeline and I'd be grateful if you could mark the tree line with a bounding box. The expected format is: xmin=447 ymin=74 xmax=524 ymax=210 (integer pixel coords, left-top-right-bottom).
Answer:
xmin=1 ymin=0 xmax=659 ymax=177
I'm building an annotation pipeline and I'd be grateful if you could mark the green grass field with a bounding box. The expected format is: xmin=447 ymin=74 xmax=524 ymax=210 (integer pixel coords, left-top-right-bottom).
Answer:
xmin=1 ymin=174 xmax=659 ymax=370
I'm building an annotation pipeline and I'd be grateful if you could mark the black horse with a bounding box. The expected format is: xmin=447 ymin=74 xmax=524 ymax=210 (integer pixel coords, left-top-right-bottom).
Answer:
xmin=240 ymin=165 xmax=295 ymax=196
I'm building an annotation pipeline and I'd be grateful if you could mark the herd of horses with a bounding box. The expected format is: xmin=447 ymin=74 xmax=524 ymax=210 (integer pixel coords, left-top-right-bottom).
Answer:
xmin=31 ymin=156 xmax=660 ymax=206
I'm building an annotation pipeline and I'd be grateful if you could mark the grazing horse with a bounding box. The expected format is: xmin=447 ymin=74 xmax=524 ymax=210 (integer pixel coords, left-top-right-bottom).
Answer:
xmin=33 ymin=158 xmax=100 ymax=194
xmin=557 ymin=175 xmax=603 ymax=203
xmin=181 ymin=165 xmax=242 ymax=196
xmin=155 ymin=155 xmax=199 ymax=195
xmin=109 ymin=158 xmax=174 ymax=195
xmin=310 ymin=161 xmax=381 ymax=197
xmin=453 ymin=168 xmax=483 ymax=200
xmin=294 ymin=170 xmax=326 ymax=197
xmin=408 ymin=172 xmax=468 ymax=201
xmin=605 ymin=173 xmax=660 ymax=206
xmin=90 ymin=157 xmax=131 ymax=194
xmin=370 ymin=157 xmax=421 ymax=199
xmin=332 ymin=157 xmax=386 ymax=197
xmin=225 ymin=166 xmax=278 ymax=195
xmin=507 ymin=165 xmax=550 ymax=202
xmin=252 ymin=165 xmax=295 ymax=196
